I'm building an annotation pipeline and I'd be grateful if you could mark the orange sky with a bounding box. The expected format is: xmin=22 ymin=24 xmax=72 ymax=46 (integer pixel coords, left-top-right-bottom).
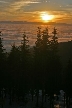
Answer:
xmin=0 ymin=0 xmax=72 ymax=23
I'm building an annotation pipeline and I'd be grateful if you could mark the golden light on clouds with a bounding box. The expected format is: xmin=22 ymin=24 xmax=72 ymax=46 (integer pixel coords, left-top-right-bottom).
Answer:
xmin=0 ymin=0 xmax=72 ymax=23
xmin=40 ymin=12 xmax=54 ymax=22
xmin=9 ymin=0 xmax=40 ymax=12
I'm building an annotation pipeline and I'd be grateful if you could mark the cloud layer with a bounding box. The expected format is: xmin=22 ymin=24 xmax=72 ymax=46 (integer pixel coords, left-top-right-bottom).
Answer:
xmin=0 ymin=0 xmax=72 ymax=23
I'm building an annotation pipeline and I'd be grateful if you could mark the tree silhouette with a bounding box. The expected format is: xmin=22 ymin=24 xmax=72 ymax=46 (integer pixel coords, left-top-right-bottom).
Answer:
xmin=41 ymin=27 xmax=50 ymax=82
xmin=19 ymin=32 xmax=30 ymax=101
xmin=0 ymin=31 xmax=6 ymax=86
xmin=65 ymin=59 xmax=72 ymax=108
xmin=33 ymin=27 xmax=42 ymax=106
xmin=0 ymin=31 xmax=6 ymax=108
xmin=48 ymin=27 xmax=62 ymax=108
xmin=41 ymin=27 xmax=50 ymax=107
xmin=8 ymin=43 xmax=21 ymax=104
xmin=0 ymin=27 xmax=66 ymax=108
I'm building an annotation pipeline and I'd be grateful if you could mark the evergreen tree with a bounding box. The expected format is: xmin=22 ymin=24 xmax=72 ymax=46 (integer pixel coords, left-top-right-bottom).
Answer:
xmin=20 ymin=31 xmax=29 ymax=75
xmin=20 ymin=32 xmax=29 ymax=52
xmin=0 ymin=31 xmax=5 ymax=62
xmin=35 ymin=27 xmax=42 ymax=52
xmin=51 ymin=27 xmax=58 ymax=54
xmin=0 ymin=31 xmax=6 ymax=108
xmin=34 ymin=27 xmax=50 ymax=107
xmin=42 ymin=27 xmax=50 ymax=51
xmin=33 ymin=27 xmax=42 ymax=106
xmin=20 ymin=32 xmax=29 ymax=67
xmin=7 ymin=43 xmax=21 ymax=104
xmin=34 ymin=27 xmax=42 ymax=83
xmin=41 ymin=27 xmax=50 ymax=107
xmin=65 ymin=59 xmax=72 ymax=108
xmin=48 ymin=27 xmax=62 ymax=108
xmin=0 ymin=31 xmax=6 ymax=88
xmin=8 ymin=43 xmax=21 ymax=87
xmin=19 ymin=32 xmax=30 ymax=98
xmin=40 ymin=27 xmax=50 ymax=89
xmin=41 ymin=27 xmax=50 ymax=83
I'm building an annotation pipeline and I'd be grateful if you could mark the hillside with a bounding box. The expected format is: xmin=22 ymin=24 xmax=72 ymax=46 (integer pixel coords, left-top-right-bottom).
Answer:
xmin=59 ymin=41 xmax=72 ymax=67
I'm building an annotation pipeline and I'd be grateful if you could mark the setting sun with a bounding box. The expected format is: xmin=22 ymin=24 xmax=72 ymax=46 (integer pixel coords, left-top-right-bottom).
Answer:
xmin=40 ymin=12 xmax=54 ymax=22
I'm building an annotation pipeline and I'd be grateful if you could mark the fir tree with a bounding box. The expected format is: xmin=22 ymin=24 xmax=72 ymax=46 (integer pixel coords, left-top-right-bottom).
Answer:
xmin=42 ymin=27 xmax=50 ymax=50
xmin=49 ymin=27 xmax=62 ymax=108
xmin=65 ymin=59 xmax=72 ymax=107
xmin=34 ymin=27 xmax=42 ymax=79
xmin=0 ymin=31 xmax=6 ymax=82
xmin=8 ymin=43 xmax=21 ymax=87
xmin=0 ymin=31 xmax=5 ymax=60
xmin=35 ymin=27 xmax=42 ymax=52
xmin=19 ymin=32 xmax=30 ymax=97
xmin=41 ymin=27 xmax=50 ymax=107
xmin=34 ymin=27 xmax=42 ymax=106
xmin=40 ymin=27 xmax=50 ymax=88
xmin=7 ymin=43 xmax=22 ymax=104
xmin=20 ymin=32 xmax=29 ymax=51
xmin=20 ymin=32 xmax=29 ymax=65
xmin=0 ymin=31 xmax=6 ymax=108
xmin=51 ymin=27 xmax=58 ymax=54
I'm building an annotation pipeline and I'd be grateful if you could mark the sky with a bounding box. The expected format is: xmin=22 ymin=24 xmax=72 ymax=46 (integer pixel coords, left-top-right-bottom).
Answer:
xmin=0 ymin=0 xmax=72 ymax=23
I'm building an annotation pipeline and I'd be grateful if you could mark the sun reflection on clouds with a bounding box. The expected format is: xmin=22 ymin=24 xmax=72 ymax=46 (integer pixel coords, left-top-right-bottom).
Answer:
xmin=0 ymin=0 xmax=72 ymax=23
xmin=39 ymin=11 xmax=54 ymax=22
xmin=9 ymin=0 xmax=40 ymax=11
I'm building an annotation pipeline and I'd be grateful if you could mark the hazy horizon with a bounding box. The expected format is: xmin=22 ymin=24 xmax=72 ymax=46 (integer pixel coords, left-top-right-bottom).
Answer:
xmin=0 ymin=21 xmax=72 ymax=25
xmin=0 ymin=23 xmax=72 ymax=51
xmin=0 ymin=0 xmax=72 ymax=23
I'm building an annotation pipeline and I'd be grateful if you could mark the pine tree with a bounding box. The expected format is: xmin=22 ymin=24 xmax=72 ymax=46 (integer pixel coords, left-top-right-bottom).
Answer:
xmin=20 ymin=32 xmax=29 ymax=51
xmin=35 ymin=27 xmax=42 ymax=52
xmin=0 ymin=31 xmax=6 ymax=108
xmin=8 ymin=43 xmax=21 ymax=86
xmin=65 ymin=59 xmax=72 ymax=108
xmin=20 ymin=32 xmax=29 ymax=65
xmin=39 ymin=27 xmax=50 ymax=88
xmin=19 ymin=32 xmax=29 ymax=74
xmin=42 ymin=27 xmax=50 ymax=50
xmin=49 ymin=27 xmax=62 ymax=108
xmin=41 ymin=27 xmax=50 ymax=64
xmin=19 ymin=32 xmax=30 ymax=98
xmin=0 ymin=31 xmax=5 ymax=60
xmin=33 ymin=27 xmax=42 ymax=106
xmin=41 ymin=27 xmax=50 ymax=107
xmin=51 ymin=27 xmax=58 ymax=54
xmin=0 ymin=31 xmax=6 ymax=83
xmin=34 ymin=27 xmax=42 ymax=69
xmin=34 ymin=27 xmax=42 ymax=79
xmin=0 ymin=31 xmax=4 ymax=92
xmin=34 ymin=27 xmax=50 ymax=107
xmin=7 ymin=43 xmax=22 ymax=104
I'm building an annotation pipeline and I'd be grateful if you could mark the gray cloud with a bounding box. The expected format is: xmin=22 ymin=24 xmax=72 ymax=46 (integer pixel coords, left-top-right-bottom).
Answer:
xmin=0 ymin=0 xmax=9 ymax=3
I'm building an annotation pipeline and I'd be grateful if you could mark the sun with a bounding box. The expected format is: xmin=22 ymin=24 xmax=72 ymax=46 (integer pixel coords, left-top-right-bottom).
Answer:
xmin=40 ymin=12 xmax=54 ymax=22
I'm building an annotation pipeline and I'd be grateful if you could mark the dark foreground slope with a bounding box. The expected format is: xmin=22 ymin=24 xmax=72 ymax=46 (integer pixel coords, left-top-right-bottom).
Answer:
xmin=58 ymin=41 xmax=72 ymax=67
xmin=30 ymin=40 xmax=72 ymax=68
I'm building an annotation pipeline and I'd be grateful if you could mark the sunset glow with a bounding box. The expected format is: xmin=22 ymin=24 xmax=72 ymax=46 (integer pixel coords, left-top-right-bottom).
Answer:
xmin=0 ymin=0 xmax=72 ymax=23
xmin=40 ymin=12 xmax=54 ymax=22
